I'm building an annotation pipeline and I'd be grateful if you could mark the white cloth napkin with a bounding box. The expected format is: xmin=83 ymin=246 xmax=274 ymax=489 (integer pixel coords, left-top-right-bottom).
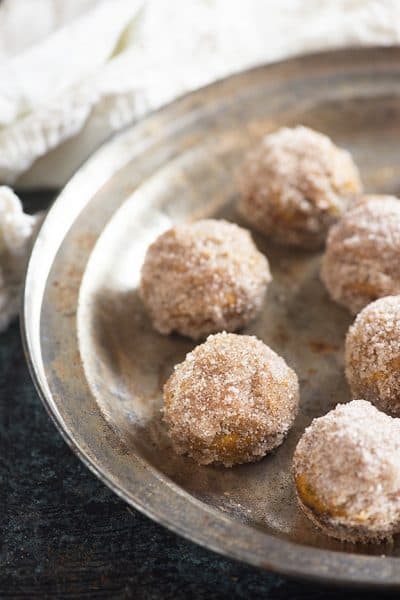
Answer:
xmin=1 ymin=0 xmax=400 ymax=331
xmin=0 ymin=186 xmax=43 ymax=330
xmin=1 ymin=0 xmax=400 ymax=188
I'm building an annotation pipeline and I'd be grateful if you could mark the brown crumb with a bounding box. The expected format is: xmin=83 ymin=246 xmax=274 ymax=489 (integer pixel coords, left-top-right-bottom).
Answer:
xmin=308 ymin=340 xmax=339 ymax=355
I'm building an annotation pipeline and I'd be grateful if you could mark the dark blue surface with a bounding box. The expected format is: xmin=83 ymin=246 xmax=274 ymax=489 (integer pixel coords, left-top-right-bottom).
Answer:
xmin=1 ymin=192 xmax=391 ymax=598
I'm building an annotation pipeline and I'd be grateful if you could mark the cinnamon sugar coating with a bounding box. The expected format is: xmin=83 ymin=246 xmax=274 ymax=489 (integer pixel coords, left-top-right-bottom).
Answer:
xmin=321 ymin=195 xmax=400 ymax=314
xmin=293 ymin=400 xmax=400 ymax=543
xmin=345 ymin=296 xmax=400 ymax=416
xmin=237 ymin=126 xmax=361 ymax=249
xmin=163 ymin=333 xmax=299 ymax=466
xmin=140 ymin=219 xmax=271 ymax=340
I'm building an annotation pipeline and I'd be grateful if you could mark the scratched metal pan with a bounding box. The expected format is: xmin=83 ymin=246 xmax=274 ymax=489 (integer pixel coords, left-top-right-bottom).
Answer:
xmin=22 ymin=47 xmax=400 ymax=588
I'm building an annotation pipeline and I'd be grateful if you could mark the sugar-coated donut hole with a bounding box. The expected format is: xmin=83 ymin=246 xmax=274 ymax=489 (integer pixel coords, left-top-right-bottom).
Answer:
xmin=140 ymin=219 xmax=271 ymax=340
xmin=345 ymin=296 xmax=400 ymax=416
xmin=293 ymin=400 xmax=400 ymax=543
xmin=238 ymin=125 xmax=362 ymax=249
xmin=163 ymin=332 xmax=299 ymax=466
xmin=321 ymin=195 xmax=400 ymax=314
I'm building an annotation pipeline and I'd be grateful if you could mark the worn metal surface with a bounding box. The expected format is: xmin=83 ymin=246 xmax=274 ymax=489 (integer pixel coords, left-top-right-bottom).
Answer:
xmin=22 ymin=48 xmax=400 ymax=587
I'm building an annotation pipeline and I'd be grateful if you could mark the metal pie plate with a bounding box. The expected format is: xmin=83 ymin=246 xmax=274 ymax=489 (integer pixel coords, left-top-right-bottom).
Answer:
xmin=23 ymin=48 xmax=400 ymax=588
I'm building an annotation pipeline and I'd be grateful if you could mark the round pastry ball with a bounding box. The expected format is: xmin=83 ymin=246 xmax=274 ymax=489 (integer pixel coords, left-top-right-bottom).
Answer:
xmin=163 ymin=332 xmax=299 ymax=466
xmin=346 ymin=296 xmax=400 ymax=416
xmin=140 ymin=219 xmax=271 ymax=340
xmin=321 ymin=195 xmax=400 ymax=314
xmin=293 ymin=400 xmax=400 ymax=543
xmin=237 ymin=125 xmax=362 ymax=249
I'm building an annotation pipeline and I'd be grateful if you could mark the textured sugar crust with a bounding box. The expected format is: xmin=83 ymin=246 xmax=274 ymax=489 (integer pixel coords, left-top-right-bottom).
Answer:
xmin=345 ymin=296 xmax=400 ymax=416
xmin=237 ymin=125 xmax=362 ymax=250
xmin=163 ymin=332 xmax=299 ymax=467
xmin=321 ymin=195 xmax=400 ymax=314
xmin=293 ymin=400 xmax=400 ymax=543
xmin=296 ymin=496 xmax=398 ymax=544
xmin=140 ymin=219 xmax=271 ymax=340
